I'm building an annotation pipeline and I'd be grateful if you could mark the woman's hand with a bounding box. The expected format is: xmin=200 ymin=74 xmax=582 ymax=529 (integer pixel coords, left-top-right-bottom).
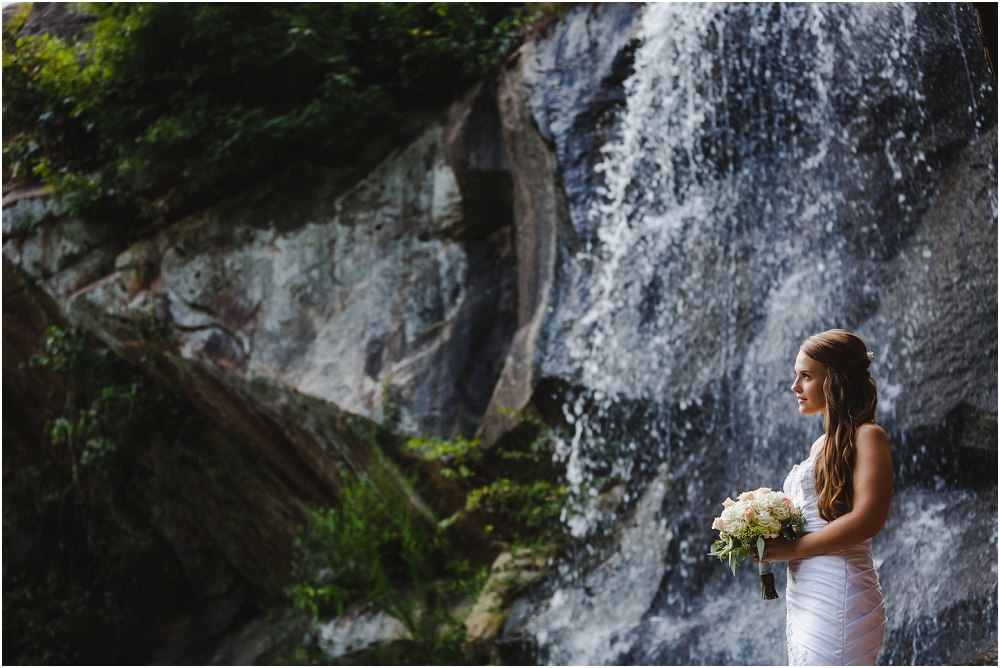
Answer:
xmin=752 ymin=537 xmax=799 ymax=563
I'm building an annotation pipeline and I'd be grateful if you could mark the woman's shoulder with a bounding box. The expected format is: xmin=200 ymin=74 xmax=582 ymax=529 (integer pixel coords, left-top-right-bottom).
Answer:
xmin=856 ymin=422 xmax=890 ymax=456
xmin=856 ymin=422 xmax=887 ymax=443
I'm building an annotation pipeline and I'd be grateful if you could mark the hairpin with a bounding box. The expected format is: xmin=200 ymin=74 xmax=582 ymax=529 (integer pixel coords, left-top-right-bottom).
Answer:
xmin=866 ymin=351 xmax=874 ymax=361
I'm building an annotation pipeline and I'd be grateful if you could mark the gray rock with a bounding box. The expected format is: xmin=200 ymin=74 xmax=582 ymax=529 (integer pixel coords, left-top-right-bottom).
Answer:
xmin=3 ymin=215 xmax=108 ymax=282
xmin=95 ymin=121 xmax=515 ymax=439
xmin=316 ymin=603 xmax=409 ymax=660
xmin=1 ymin=189 xmax=64 ymax=237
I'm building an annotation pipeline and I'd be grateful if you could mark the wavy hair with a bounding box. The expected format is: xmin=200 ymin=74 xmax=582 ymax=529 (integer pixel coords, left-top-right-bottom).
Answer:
xmin=801 ymin=329 xmax=878 ymax=522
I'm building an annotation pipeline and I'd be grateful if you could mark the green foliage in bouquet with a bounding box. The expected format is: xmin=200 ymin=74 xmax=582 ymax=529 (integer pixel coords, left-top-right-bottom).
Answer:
xmin=710 ymin=518 xmax=804 ymax=579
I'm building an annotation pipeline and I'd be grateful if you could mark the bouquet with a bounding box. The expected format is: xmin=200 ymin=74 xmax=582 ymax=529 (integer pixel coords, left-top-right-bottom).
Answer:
xmin=708 ymin=487 xmax=804 ymax=600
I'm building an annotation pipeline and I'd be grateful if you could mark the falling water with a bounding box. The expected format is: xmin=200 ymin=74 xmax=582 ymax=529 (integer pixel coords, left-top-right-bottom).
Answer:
xmin=505 ymin=3 xmax=996 ymax=664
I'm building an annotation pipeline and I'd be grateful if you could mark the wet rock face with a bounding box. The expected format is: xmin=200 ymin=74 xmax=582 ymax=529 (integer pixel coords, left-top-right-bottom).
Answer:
xmin=500 ymin=3 xmax=997 ymax=665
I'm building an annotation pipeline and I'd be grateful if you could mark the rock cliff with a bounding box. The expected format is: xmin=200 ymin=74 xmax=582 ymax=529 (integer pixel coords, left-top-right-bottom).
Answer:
xmin=4 ymin=105 xmax=518 ymax=588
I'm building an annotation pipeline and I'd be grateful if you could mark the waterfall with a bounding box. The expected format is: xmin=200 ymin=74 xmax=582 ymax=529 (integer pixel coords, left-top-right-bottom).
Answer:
xmin=506 ymin=3 xmax=997 ymax=664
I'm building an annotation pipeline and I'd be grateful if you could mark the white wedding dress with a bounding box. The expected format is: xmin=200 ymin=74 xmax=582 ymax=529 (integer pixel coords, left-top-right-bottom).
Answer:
xmin=783 ymin=453 xmax=887 ymax=665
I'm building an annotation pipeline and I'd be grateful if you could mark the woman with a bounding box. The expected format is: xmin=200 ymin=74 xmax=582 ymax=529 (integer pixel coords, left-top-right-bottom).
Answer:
xmin=758 ymin=329 xmax=892 ymax=665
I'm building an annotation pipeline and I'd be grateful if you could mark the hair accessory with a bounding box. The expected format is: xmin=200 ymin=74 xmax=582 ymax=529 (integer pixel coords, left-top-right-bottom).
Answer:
xmin=866 ymin=350 xmax=874 ymax=361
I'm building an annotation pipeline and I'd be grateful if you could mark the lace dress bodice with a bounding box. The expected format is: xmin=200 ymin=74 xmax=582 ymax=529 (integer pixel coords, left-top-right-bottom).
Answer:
xmin=783 ymin=454 xmax=828 ymax=534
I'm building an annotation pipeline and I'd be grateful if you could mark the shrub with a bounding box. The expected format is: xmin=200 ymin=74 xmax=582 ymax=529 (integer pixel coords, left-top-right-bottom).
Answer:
xmin=287 ymin=462 xmax=478 ymax=664
xmin=405 ymin=416 xmax=570 ymax=550
xmin=2 ymin=327 xmax=192 ymax=664
xmin=2 ymin=3 xmax=532 ymax=232
xmin=287 ymin=413 xmax=571 ymax=664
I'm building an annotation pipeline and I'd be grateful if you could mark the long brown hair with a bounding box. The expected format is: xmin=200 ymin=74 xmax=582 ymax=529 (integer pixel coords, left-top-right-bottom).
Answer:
xmin=801 ymin=329 xmax=878 ymax=522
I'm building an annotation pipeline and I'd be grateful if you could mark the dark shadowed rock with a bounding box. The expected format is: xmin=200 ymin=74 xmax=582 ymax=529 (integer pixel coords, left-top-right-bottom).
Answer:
xmin=443 ymin=82 xmax=515 ymax=241
xmin=476 ymin=40 xmax=577 ymax=448
xmin=2 ymin=251 xmax=305 ymax=662
xmin=3 ymin=253 xmax=305 ymax=593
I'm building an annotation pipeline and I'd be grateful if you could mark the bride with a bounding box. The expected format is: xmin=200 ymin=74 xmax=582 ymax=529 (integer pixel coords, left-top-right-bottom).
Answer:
xmin=757 ymin=329 xmax=892 ymax=665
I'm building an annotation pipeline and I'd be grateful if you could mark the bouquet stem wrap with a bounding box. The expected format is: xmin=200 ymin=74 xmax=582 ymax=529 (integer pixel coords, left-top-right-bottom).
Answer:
xmin=759 ymin=559 xmax=778 ymax=600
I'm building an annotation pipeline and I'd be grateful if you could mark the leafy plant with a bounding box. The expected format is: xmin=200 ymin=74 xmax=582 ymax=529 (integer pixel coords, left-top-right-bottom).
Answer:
xmin=465 ymin=477 xmax=567 ymax=533
xmin=406 ymin=434 xmax=482 ymax=481
xmin=287 ymin=408 xmax=574 ymax=663
xmin=3 ymin=327 xmax=193 ymax=664
xmin=405 ymin=419 xmax=570 ymax=550
xmin=2 ymin=3 xmax=536 ymax=231
xmin=287 ymin=460 xmax=479 ymax=664
xmin=380 ymin=378 xmax=401 ymax=431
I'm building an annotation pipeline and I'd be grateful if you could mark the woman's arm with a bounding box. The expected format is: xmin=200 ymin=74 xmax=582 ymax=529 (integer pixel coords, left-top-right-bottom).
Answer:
xmin=761 ymin=424 xmax=893 ymax=562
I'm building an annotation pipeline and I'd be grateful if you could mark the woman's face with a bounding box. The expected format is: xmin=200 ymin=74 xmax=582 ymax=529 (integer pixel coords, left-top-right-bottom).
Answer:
xmin=791 ymin=350 xmax=827 ymax=416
